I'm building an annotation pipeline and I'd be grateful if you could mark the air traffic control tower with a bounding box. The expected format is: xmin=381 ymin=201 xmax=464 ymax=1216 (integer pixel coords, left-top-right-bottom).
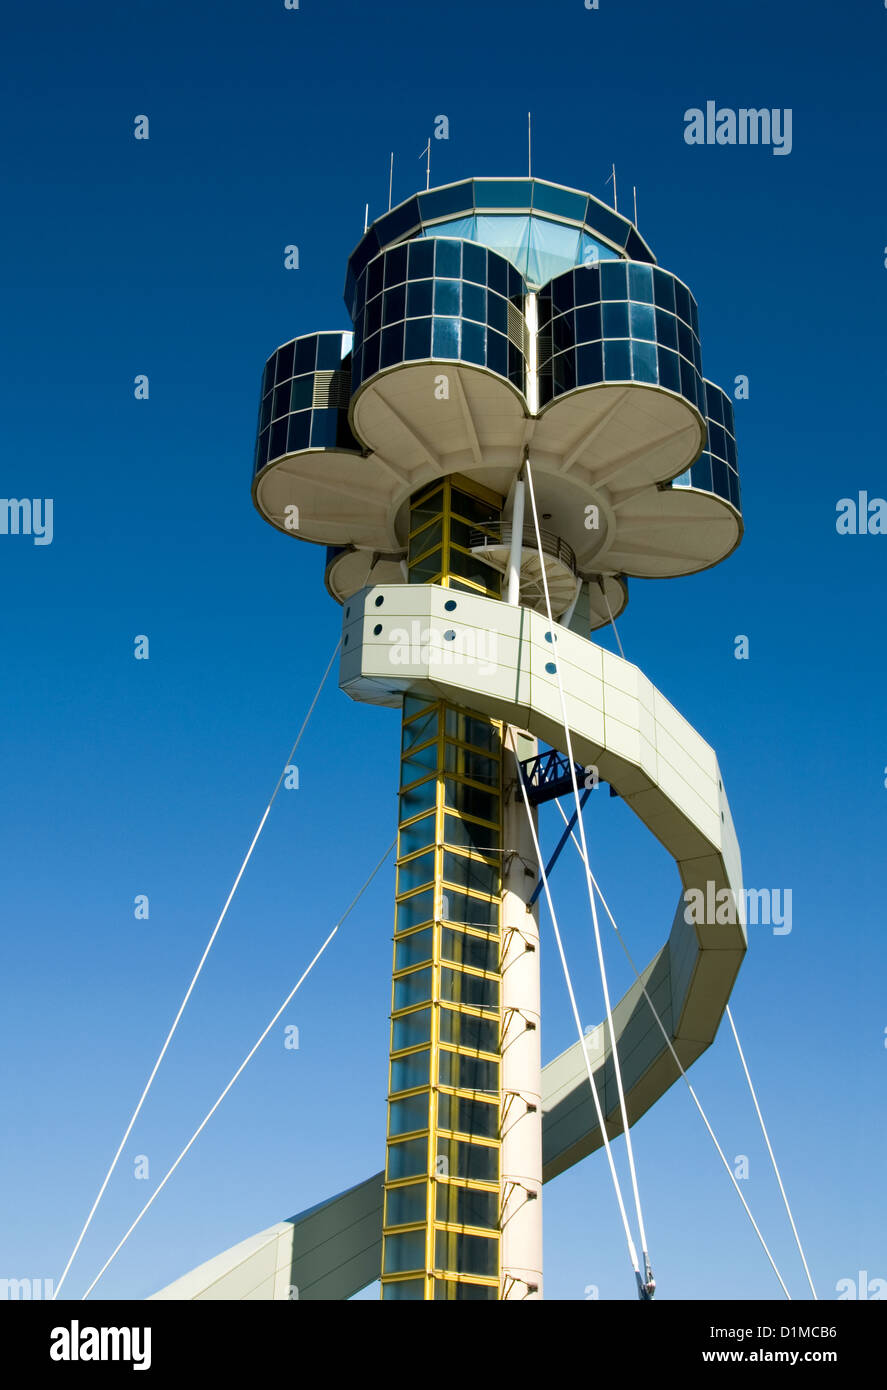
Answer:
xmin=209 ymin=176 xmax=746 ymax=1302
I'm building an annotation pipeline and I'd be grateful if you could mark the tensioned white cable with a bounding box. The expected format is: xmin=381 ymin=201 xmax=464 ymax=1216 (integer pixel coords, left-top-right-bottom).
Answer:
xmin=523 ymin=458 xmax=653 ymax=1293
xmin=510 ymin=739 xmax=642 ymax=1283
xmin=81 ymin=838 xmax=395 ymax=1300
xmin=552 ymin=796 xmax=793 ymax=1299
xmin=53 ymin=638 xmax=342 ymax=1300
xmin=600 ymin=581 xmax=626 ymax=661
xmin=725 ymin=1005 xmax=817 ymax=1299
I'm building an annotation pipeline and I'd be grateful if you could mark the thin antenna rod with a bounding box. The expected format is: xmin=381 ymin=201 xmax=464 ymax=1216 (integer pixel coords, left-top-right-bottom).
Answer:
xmin=419 ymin=139 xmax=431 ymax=191
xmin=607 ymin=162 xmax=618 ymax=212
xmin=633 ymin=185 xmax=638 ymax=226
xmin=364 ymin=202 xmax=369 ymax=233
xmin=388 ymin=152 xmax=394 ymax=211
xmin=528 ymin=112 xmax=532 ymax=178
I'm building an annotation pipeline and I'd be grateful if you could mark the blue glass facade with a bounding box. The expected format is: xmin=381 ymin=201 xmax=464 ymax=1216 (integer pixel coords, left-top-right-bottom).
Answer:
xmin=254 ymin=332 xmax=361 ymax=478
xmin=668 ymin=381 xmax=741 ymax=512
xmin=537 ymin=261 xmax=704 ymax=415
xmin=351 ymin=239 xmax=528 ymax=395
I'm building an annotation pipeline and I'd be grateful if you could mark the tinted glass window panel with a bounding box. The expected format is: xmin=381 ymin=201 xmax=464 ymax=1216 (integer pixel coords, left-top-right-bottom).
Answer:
xmin=711 ymin=455 xmax=729 ymax=501
xmin=629 ymin=302 xmax=655 ymax=341
xmin=262 ymin=357 xmax=276 ymax=396
xmin=461 ymin=319 xmax=486 ymax=366
xmin=402 ymin=708 xmax=438 ymax=752
xmin=380 ymin=322 xmax=404 ymax=369
xmin=602 ymin=301 xmax=629 ymax=338
xmin=386 ymin=1182 xmax=427 ymax=1228
xmin=275 ymin=340 xmax=295 ymax=382
xmin=365 ymin=295 xmax=382 ymax=337
xmin=603 ymin=339 xmax=631 ymax=381
xmin=652 ymin=269 xmax=675 ymax=312
xmin=316 ymin=335 xmax=342 ymax=370
xmin=462 ymin=240 xmax=486 ymax=285
xmin=393 ymin=967 xmax=433 ymax=1010
xmin=438 ymin=1094 xmax=498 ymax=1140
xmin=444 ymin=709 xmax=498 ymax=750
xmin=408 ymin=237 xmax=435 ymax=279
xmin=439 ymin=1008 xmax=498 ymax=1053
xmin=406 ymin=278 xmax=433 ymax=318
xmin=631 ymin=339 xmax=658 ymax=384
xmin=434 ymin=239 xmax=462 ymax=279
xmin=441 ymin=926 xmax=498 ymax=973
xmin=441 ymin=887 xmax=498 ymax=932
xmin=260 ymin=394 xmax=272 ymax=431
xmin=576 ymin=341 xmax=603 ymax=386
xmin=408 ymin=518 xmax=443 ymax=561
xmin=391 ymin=1010 xmax=432 ymax=1052
xmin=294 ymin=336 xmax=317 ymax=374
xmin=386 ymin=1135 xmax=428 ymax=1180
xmin=434 ymin=1231 xmax=497 ymax=1277
xmin=551 ymin=272 xmax=575 ymax=313
xmin=432 ymin=317 xmax=460 ymax=358
xmin=383 ymin=1229 xmax=425 ymax=1274
xmin=286 ymin=411 xmax=310 ymax=453
xmin=691 ymin=453 xmax=713 ymax=492
xmin=435 ymin=1139 xmax=498 ymax=1184
xmin=486 ymin=293 xmax=508 ymax=335
xmin=409 ymin=546 xmax=442 ymax=583
xmin=409 ymin=488 xmax=443 ymax=528
xmin=600 ymin=259 xmax=627 ymax=300
xmin=441 ymin=853 xmax=499 ymax=899
xmin=438 ymin=1049 xmax=498 ymax=1092
xmin=444 ymin=743 xmax=498 ymax=786
xmin=676 ymin=320 xmax=693 ymax=362
xmin=487 ymin=253 xmax=508 ymax=297
xmin=487 ymin=330 xmax=508 ymax=378
xmin=628 ymin=262 xmax=654 ymax=304
xmin=272 ymin=384 xmax=290 ymax=420
xmin=383 ymin=285 xmax=406 ymax=324
xmin=269 ymin=418 xmax=288 ymax=458
xmin=289 ymin=375 xmax=313 ymax=411
xmin=436 ymin=1185 xmax=498 ymax=1230
xmin=461 ymin=281 xmax=486 ymax=323
xmin=309 ymin=410 xmax=338 ymax=449
xmin=575 ymin=304 xmax=600 ymax=344
xmin=389 ymin=1093 xmax=430 ymax=1136
xmin=395 ymin=887 xmax=435 ymax=935
xmin=384 ymin=243 xmax=408 ymax=288
xmin=443 ymin=812 xmax=499 ymax=854
xmin=674 ymin=280 xmax=692 ymax=325
xmin=434 ymin=279 xmax=460 ymax=316
xmin=655 ymin=309 xmax=678 ymax=351
xmin=396 ymin=850 xmax=435 ymax=896
xmin=392 ymin=1050 xmax=430 ymax=1095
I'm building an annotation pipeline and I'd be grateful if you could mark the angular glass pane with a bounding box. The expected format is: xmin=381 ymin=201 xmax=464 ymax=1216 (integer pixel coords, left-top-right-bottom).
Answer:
xmin=316 ymin=334 xmax=343 ymax=370
xmin=440 ymin=887 xmax=498 ymax=931
xmin=441 ymin=966 xmax=499 ymax=1010
xmin=434 ymin=1230 xmax=497 ymax=1277
xmin=447 ymin=546 xmax=498 ymax=589
xmin=576 ymin=341 xmax=603 ymax=386
xmin=444 ymin=709 xmax=499 ymax=750
xmin=382 ymin=1278 xmax=425 ymax=1300
xmin=383 ymin=1229 xmax=425 ymax=1274
xmin=399 ymin=812 xmax=436 ymax=859
xmin=408 ymin=237 xmax=435 ymax=279
xmin=386 ymin=1181 xmax=427 ymax=1228
xmin=269 ymin=418 xmax=288 ymax=459
xmin=531 ymin=182 xmax=587 ymax=221
xmin=436 ymin=1185 xmax=498 ymax=1230
xmin=401 ymin=742 xmax=440 ymax=786
xmin=289 ymin=375 xmax=313 ymax=411
xmin=394 ymin=928 xmax=434 ymax=974
xmin=389 ymin=1093 xmax=430 ymax=1136
xmin=486 ymin=330 xmax=508 ymax=378
xmin=392 ymin=1050 xmax=430 ymax=1095
xmin=441 ymin=926 xmax=498 ymax=972
xmin=396 ymin=851 xmax=436 ymax=896
xmin=475 ymin=179 xmax=532 ymax=209
xmin=444 ymin=743 xmax=498 ymax=786
xmin=380 ymin=321 xmax=404 ymax=369
xmin=286 ymin=411 xmax=310 ymax=453
xmin=386 ymin=1135 xmax=428 ymax=1180
xmin=438 ymin=1049 xmax=498 ymax=1092
xmin=275 ymin=340 xmax=295 ymax=382
xmin=441 ymin=852 xmax=498 ymax=898
xmin=294 ymin=336 xmax=317 ymax=374
xmin=383 ymin=243 xmax=408 ymax=288
xmin=600 ymin=259 xmax=628 ymax=300
xmin=443 ymin=812 xmax=499 ymax=854
xmin=462 ymin=240 xmax=487 ymax=286
xmin=435 ymin=1138 xmax=498 ymax=1184
xmin=409 ymin=547 xmax=442 ymax=583
xmin=439 ymin=1008 xmax=498 ymax=1053
xmin=419 ymin=182 xmax=473 ymax=221
xmin=395 ymin=888 xmax=435 ymax=933
xmin=391 ymin=1011 xmax=432 ymax=1052
xmin=383 ymin=284 xmax=406 ymax=324
xmin=402 ymin=707 xmax=438 ymax=751
xmin=408 ymin=517 xmax=443 ymax=561
xmin=575 ymin=304 xmax=601 ymax=344
xmin=438 ymin=1094 xmax=498 ymax=1140
xmin=393 ymin=967 xmax=432 ymax=1010
xmin=655 ymin=309 xmax=678 ymax=351
xmin=409 ymin=488 xmax=442 ymax=529
xmin=444 ymin=780 xmax=499 ymax=824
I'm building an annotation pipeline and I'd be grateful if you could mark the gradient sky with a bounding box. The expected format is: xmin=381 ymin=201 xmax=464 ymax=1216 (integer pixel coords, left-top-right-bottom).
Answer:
xmin=1 ymin=0 xmax=884 ymax=1303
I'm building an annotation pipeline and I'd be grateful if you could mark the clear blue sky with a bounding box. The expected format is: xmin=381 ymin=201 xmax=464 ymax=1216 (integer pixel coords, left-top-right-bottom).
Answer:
xmin=1 ymin=0 xmax=884 ymax=1302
